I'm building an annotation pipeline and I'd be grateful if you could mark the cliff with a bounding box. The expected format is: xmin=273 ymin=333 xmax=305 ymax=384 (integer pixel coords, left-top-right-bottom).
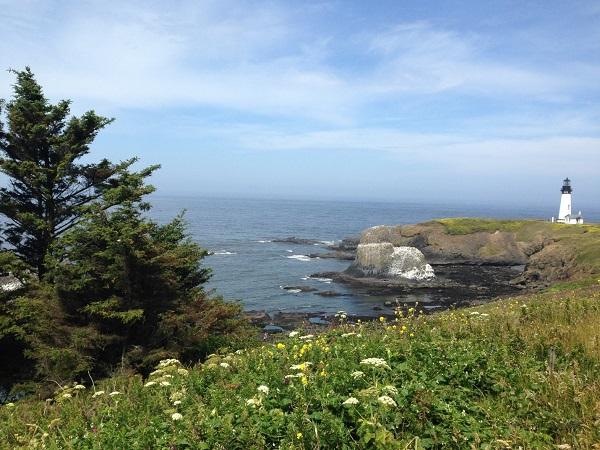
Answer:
xmin=355 ymin=219 xmax=600 ymax=288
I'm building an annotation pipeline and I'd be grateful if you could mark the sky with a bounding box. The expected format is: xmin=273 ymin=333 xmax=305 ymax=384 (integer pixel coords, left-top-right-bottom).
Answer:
xmin=1 ymin=0 xmax=599 ymax=207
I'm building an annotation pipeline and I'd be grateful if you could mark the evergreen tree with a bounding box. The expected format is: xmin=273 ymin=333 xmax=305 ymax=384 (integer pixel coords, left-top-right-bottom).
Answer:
xmin=0 ymin=68 xmax=157 ymax=277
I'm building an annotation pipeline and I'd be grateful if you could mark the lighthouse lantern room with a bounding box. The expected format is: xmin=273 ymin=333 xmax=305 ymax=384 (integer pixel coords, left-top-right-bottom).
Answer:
xmin=553 ymin=177 xmax=584 ymax=224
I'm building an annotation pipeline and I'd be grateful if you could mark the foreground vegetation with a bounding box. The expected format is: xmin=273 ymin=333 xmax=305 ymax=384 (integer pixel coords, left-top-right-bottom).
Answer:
xmin=2 ymin=284 xmax=599 ymax=449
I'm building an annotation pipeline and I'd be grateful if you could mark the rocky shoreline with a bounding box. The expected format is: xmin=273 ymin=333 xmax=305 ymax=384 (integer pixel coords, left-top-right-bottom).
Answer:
xmin=255 ymin=219 xmax=591 ymax=331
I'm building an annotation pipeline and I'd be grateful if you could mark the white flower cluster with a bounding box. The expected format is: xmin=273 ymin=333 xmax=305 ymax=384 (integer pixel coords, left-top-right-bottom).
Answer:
xmin=288 ymin=331 xmax=300 ymax=338
xmin=377 ymin=395 xmax=397 ymax=407
xmin=246 ymin=398 xmax=261 ymax=408
xmin=351 ymin=371 xmax=365 ymax=379
xmin=342 ymin=397 xmax=359 ymax=406
xmin=360 ymin=358 xmax=391 ymax=370
xmin=284 ymin=373 xmax=305 ymax=379
xmin=157 ymin=358 xmax=181 ymax=369
xmin=335 ymin=310 xmax=348 ymax=320
xmin=382 ymin=385 xmax=398 ymax=396
xmin=257 ymin=385 xmax=269 ymax=395
xmin=290 ymin=362 xmax=312 ymax=371
xmin=299 ymin=334 xmax=314 ymax=340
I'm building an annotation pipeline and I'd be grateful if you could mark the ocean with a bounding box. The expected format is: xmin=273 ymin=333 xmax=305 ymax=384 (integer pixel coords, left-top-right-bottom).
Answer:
xmin=149 ymin=195 xmax=600 ymax=316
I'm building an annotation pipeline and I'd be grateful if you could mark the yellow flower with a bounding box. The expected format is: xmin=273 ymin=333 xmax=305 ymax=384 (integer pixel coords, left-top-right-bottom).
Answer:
xmin=301 ymin=376 xmax=308 ymax=386
xmin=276 ymin=343 xmax=286 ymax=350
xmin=296 ymin=432 xmax=303 ymax=439
xmin=379 ymin=316 xmax=385 ymax=322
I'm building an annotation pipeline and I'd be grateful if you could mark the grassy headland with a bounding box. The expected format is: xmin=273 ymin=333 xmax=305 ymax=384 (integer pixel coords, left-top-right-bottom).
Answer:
xmin=2 ymin=282 xmax=600 ymax=449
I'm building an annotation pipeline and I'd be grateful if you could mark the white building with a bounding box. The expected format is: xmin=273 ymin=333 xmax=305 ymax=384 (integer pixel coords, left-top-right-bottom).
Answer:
xmin=552 ymin=178 xmax=583 ymax=224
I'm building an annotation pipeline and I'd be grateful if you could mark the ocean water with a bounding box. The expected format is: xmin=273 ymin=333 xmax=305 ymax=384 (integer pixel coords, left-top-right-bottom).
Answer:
xmin=150 ymin=196 xmax=600 ymax=316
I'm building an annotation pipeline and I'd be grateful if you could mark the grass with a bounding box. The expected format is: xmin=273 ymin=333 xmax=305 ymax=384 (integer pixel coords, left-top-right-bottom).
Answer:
xmin=2 ymin=284 xmax=600 ymax=449
xmin=433 ymin=218 xmax=533 ymax=235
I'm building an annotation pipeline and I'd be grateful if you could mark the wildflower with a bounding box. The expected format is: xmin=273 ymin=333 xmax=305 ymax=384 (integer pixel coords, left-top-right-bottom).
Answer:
xmin=300 ymin=376 xmax=308 ymax=386
xmin=296 ymin=432 xmax=303 ymax=439
xmin=219 ymin=362 xmax=230 ymax=369
xmin=341 ymin=332 xmax=356 ymax=337
xmin=158 ymin=358 xmax=181 ymax=368
xmin=109 ymin=391 xmax=121 ymax=396
xmin=5 ymin=402 xmax=15 ymax=407
xmin=351 ymin=371 xmax=365 ymax=379
xmin=257 ymin=385 xmax=270 ymax=395
xmin=173 ymin=400 xmax=182 ymax=406
xmin=235 ymin=349 xmax=244 ymax=355
xmin=284 ymin=373 xmax=304 ymax=379
xmin=177 ymin=368 xmax=189 ymax=376
xmin=276 ymin=343 xmax=286 ymax=350
xmin=360 ymin=358 xmax=391 ymax=369
xmin=149 ymin=369 xmax=163 ymax=377
xmin=289 ymin=331 xmax=299 ymax=338
xmin=171 ymin=412 xmax=183 ymax=421
xmin=299 ymin=334 xmax=314 ymax=340
xmin=342 ymin=397 xmax=360 ymax=406
xmin=379 ymin=316 xmax=385 ymax=322
xmin=170 ymin=392 xmax=185 ymax=402
xmin=377 ymin=395 xmax=397 ymax=407
xmin=290 ymin=362 xmax=312 ymax=371
xmin=144 ymin=381 xmax=157 ymax=388
xmin=159 ymin=381 xmax=171 ymax=387
xmin=92 ymin=391 xmax=105 ymax=398
xmin=73 ymin=384 xmax=86 ymax=390
xmin=246 ymin=398 xmax=260 ymax=408
xmin=62 ymin=393 xmax=72 ymax=399
xmin=383 ymin=385 xmax=398 ymax=396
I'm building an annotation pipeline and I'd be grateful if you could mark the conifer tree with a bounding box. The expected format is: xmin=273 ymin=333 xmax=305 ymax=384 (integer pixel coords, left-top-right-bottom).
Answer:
xmin=0 ymin=68 xmax=157 ymax=277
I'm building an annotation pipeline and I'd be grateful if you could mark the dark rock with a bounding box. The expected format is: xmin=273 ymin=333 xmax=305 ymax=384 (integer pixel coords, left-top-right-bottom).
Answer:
xmin=327 ymin=237 xmax=359 ymax=252
xmin=245 ymin=310 xmax=271 ymax=325
xmin=263 ymin=325 xmax=285 ymax=333
xmin=308 ymin=251 xmax=355 ymax=260
xmin=314 ymin=290 xmax=347 ymax=297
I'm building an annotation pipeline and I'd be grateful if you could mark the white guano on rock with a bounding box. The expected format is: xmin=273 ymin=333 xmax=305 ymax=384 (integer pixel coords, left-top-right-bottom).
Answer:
xmin=352 ymin=243 xmax=435 ymax=280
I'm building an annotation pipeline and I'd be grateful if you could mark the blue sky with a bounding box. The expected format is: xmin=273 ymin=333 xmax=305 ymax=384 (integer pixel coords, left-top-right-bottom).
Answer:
xmin=1 ymin=0 xmax=599 ymax=207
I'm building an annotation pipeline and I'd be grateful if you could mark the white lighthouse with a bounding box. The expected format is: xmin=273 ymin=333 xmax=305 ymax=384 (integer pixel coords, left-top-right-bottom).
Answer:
xmin=554 ymin=178 xmax=583 ymax=224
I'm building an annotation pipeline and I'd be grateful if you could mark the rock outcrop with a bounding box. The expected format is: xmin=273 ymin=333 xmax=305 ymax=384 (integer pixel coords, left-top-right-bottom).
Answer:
xmin=360 ymin=223 xmax=530 ymax=265
xmin=348 ymin=243 xmax=435 ymax=280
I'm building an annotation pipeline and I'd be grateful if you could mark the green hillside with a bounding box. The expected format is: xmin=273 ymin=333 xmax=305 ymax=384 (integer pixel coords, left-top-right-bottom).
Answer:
xmin=2 ymin=284 xmax=599 ymax=449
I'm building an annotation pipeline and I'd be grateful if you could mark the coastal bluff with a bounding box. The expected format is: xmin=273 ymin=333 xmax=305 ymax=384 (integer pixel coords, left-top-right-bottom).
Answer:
xmin=353 ymin=219 xmax=600 ymax=288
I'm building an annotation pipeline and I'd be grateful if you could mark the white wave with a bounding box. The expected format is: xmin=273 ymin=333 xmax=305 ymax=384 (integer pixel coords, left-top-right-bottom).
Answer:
xmin=286 ymin=249 xmax=293 ymax=253
xmin=311 ymin=277 xmax=333 ymax=283
xmin=320 ymin=240 xmax=336 ymax=246
xmin=257 ymin=240 xmax=271 ymax=243
xmin=214 ymin=251 xmax=236 ymax=255
xmin=301 ymin=276 xmax=309 ymax=280
xmin=287 ymin=254 xmax=312 ymax=262
xmin=286 ymin=289 xmax=302 ymax=294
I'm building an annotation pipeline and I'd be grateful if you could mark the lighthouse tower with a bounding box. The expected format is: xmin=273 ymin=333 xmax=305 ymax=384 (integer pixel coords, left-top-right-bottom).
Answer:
xmin=556 ymin=178 xmax=583 ymax=224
